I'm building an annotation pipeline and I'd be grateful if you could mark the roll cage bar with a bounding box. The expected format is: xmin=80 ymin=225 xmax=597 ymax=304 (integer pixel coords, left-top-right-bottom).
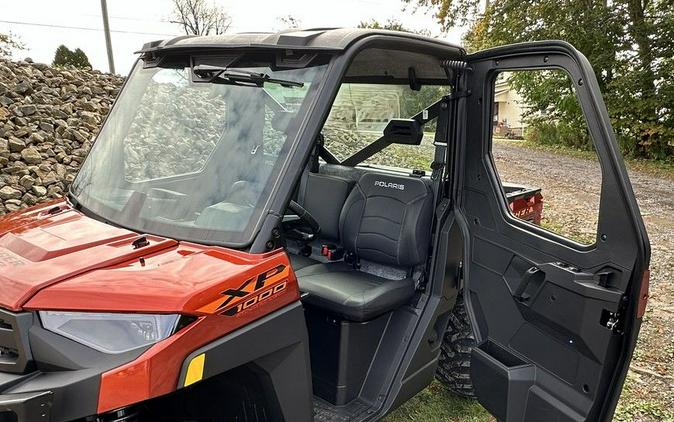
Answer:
xmin=317 ymin=97 xmax=446 ymax=167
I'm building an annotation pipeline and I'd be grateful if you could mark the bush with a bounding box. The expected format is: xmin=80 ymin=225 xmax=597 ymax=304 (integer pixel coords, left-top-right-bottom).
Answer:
xmin=53 ymin=45 xmax=91 ymax=69
xmin=525 ymin=119 xmax=593 ymax=151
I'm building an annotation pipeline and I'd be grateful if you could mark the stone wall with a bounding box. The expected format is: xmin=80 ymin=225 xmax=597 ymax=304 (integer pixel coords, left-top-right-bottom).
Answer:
xmin=0 ymin=59 xmax=123 ymax=214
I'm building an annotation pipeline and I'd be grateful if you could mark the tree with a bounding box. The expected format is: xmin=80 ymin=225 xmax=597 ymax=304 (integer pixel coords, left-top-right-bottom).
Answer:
xmin=171 ymin=0 xmax=231 ymax=36
xmin=358 ymin=18 xmax=431 ymax=37
xmin=407 ymin=0 xmax=674 ymax=159
xmin=0 ymin=32 xmax=24 ymax=58
xmin=71 ymin=49 xmax=92 ymax=69
xmin=52 ymin=45 xmax=92 ymax=69
xmin=402 ymin=0 xmax=482 ymax=30
xmin=53 ymin=45 xmax=71 ymax=67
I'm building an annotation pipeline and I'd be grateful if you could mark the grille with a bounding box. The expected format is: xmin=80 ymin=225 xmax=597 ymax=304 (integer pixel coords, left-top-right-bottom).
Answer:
xmin=0 ymin=310 xmax=33 ymax=374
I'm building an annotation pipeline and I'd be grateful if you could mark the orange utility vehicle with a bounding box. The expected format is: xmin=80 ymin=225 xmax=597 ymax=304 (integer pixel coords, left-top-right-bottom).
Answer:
xmin=0 ymin=29 xmax=649 ymax=422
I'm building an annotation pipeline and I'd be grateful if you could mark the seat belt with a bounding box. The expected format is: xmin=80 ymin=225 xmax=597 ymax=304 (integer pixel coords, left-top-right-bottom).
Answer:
xmin=309 ymin=133 xmax=323 ymax=173
xmin=430 ymin=96 xmax=450 ymax=204
xmin=430 ymin=86 xmax=471 ymax=205
xmin=297 ymin=133 xmax=325 ymax=204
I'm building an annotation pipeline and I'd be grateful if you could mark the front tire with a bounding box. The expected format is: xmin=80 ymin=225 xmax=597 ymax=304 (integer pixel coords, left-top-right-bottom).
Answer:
xmin=436 ymin=294 xmax=477 ymax=398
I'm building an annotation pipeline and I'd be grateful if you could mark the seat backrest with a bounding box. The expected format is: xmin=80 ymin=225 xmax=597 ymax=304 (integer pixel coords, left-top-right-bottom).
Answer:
xmin=298 ymin=172 xmax=354 ymax=241
xmin=339 ymin=172 xmax=434 ymax=267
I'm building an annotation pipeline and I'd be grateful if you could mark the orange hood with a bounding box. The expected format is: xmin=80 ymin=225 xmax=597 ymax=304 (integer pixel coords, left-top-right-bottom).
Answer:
xmin=0 ymin=200 xmax=295 ymax=314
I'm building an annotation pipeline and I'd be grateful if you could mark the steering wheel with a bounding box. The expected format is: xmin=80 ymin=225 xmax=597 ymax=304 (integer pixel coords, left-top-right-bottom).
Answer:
xmin=285 ymin=200 xmax=321 ymax=242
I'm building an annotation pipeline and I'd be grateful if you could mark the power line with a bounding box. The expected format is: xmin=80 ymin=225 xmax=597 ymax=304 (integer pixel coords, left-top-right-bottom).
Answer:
xmin=0 ymin=19 xmax=177 ymax=37
xmin=79 ymin=13 xmax=172 ymax=25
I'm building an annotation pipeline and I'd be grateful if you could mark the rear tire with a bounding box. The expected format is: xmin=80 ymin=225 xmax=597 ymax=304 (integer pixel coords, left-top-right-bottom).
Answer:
xmin=436 ymin=294 xmax=477 ymax=398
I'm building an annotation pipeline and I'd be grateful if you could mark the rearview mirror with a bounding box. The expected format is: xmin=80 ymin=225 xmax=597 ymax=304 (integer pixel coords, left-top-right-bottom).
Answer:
xmin=383 ymin=118 xmax=423 ymax=145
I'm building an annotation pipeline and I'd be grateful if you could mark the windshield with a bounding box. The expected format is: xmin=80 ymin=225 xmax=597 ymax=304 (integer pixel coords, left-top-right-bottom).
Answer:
xmin=71 ymin=54 xmax=328 ymax=246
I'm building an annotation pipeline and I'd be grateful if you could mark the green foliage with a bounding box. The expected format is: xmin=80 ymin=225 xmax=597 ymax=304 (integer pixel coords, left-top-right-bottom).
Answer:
xmin=71 ymin=48 xmax=92 ymax=69
xmin=402 ymin=0 xmax=482 ymax=30
xmin=358 ymin=18 xmax=431 ymax=37
xmin=506 ymin=69 xmax=592 ymax=150
xmin=526 ymin=119 xmax=592 ymax=151
xmin=508 ymin=70 xmax=583 ymax=125
xmin=385 ymin=381 xmax=492 ymax=422
xmin=409 ymin=0 xmax=674 ymax=161
xmin=359 ymin=18 xmax=408 ymax=32
xmin=52 ymin=45 xmax=71 ymax=67
xmin=400 ymin=85 xmax=447 ymax=131
xmin=52 ymin=45 xmax=91 ymax=69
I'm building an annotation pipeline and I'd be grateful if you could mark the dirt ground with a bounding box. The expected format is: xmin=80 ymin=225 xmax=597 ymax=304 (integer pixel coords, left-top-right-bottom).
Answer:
xmin=388 ymin=139 xmax=674 ymax=421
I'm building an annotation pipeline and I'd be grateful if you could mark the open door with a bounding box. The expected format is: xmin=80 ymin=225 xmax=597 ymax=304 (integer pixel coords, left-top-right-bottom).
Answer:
xmin=459 ymin=41 xmax=650 ymax=421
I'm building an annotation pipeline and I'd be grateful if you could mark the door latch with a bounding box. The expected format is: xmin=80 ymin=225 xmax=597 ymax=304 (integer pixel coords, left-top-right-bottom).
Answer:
xmin=601 ymin=310 xmax=623 ymax=334
xmin=605 ymin=313 xmax=620 ymax=331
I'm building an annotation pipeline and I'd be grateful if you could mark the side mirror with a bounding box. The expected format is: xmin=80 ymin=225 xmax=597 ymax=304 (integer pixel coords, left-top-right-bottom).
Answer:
xmin=384 ymin=119 xmax=423 ymax=145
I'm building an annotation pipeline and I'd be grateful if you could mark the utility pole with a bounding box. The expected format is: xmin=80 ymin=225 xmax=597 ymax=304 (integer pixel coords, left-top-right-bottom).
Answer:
xmin=100 ymin=0 xmax=115 ymax=74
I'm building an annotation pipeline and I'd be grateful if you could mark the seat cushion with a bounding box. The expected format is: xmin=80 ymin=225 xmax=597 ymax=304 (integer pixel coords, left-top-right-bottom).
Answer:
xmin=295 ymin=263 xmax=415 ymax=321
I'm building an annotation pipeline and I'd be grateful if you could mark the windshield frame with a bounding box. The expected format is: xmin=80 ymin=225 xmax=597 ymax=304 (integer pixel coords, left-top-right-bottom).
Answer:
xmin=69 ymin=50 xmax=334 ymax=249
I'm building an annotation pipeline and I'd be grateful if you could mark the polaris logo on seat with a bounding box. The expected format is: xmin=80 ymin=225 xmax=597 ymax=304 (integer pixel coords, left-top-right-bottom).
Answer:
xmin=374 ymin=180 xmax=405 ymax=190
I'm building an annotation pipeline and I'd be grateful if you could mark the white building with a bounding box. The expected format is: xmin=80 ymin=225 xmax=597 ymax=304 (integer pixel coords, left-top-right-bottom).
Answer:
xmin=493 ymin=73 xmax=529 ymax=138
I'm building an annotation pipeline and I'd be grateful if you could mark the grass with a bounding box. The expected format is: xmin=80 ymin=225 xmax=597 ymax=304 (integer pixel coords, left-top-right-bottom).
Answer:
xmin=384 ymin=382 xmax=493 ymax=422
xmin=539 ymin=218 xmax=596 ymax=245
xmin=613 ymin=374 xmax=674 ymax=422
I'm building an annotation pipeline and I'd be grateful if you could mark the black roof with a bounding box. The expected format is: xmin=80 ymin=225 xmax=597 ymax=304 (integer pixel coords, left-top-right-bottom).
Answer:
xmin=139 ymin=28 xmax=464 ymax=55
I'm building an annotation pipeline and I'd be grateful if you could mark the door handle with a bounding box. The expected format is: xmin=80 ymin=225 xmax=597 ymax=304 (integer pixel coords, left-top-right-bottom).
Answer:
xmin=513 ymin=263 xmax=621 ymax=304
xmin=513 ymin=266 xmax=545 ymax=302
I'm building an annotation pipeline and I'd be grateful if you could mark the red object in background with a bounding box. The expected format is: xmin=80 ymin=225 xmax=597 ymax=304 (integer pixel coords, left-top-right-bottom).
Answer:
xmin=0 ymin=199 xmax=300 ymax=413
xmin=509 ymin=191 xmax=544 ymax=225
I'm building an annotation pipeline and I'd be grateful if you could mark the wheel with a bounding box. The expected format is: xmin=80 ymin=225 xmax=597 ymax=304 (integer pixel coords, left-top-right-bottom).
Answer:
xmin=436 ymin=294 xmax=477 ymax=398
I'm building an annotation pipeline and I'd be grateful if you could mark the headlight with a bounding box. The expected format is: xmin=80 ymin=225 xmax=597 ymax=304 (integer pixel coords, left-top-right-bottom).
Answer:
xmin=39 ymin=311 xmax=181 ymax=354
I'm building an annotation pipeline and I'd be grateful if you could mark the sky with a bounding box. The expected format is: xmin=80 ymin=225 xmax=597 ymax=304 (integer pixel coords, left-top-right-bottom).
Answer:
xmin=0 ymin=0 xmax=467 ymax=75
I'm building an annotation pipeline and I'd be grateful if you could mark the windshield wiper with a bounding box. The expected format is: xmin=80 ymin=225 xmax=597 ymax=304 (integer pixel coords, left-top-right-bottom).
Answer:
xmin=192 ymin=65 xmax=304 ymax=88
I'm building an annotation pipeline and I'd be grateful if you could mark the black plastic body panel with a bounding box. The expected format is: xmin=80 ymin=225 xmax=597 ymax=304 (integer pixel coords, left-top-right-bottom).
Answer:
xmin=305 ymin=306 xmax=390 ymax=405
xmin=470 ymin=341 xmax=535 ymax=421
xmin=178 ymin=301 xmax=314 ymax=422
xmin=0 ymin=311 xmax=33 ymax=374
xmin=0 ymin=391 xmax=52 ymax=422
